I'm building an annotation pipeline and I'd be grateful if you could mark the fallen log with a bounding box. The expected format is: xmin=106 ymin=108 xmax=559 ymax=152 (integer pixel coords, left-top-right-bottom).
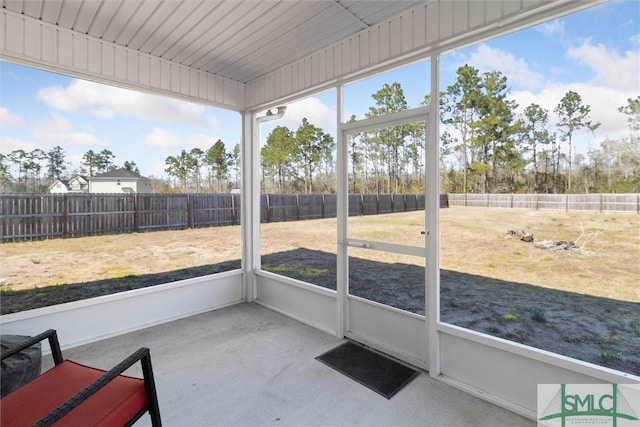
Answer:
xmin=505 ymin=229 xmax=534 ymax=242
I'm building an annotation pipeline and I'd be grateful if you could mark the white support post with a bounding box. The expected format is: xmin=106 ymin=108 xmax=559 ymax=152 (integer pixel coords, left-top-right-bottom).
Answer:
xmin=427 ymin=54 xmax=441 ymax=377
xmin=245 ymin=107 xmax=287 ymax=302
xmin=336 ymin=85 xmax=347 ymax=338
xmin=240 ymin=110 xmax=259 ymax=302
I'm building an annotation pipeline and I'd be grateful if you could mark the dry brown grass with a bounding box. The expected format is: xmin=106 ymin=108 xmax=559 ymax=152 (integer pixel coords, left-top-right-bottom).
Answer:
xmin=1 ymin=226 xmax=242 ymax=291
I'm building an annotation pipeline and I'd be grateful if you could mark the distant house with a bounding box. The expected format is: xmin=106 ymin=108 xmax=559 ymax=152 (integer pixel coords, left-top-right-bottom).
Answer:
xmin=48 ymin=175 xmax=89 ymax=194
xmin=89 ymin=168 xmax=153 ymax=193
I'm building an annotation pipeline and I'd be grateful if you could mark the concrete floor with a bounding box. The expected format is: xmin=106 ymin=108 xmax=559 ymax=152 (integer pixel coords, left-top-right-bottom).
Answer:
xmin=49 ymin=303 xmax=535 ymax=426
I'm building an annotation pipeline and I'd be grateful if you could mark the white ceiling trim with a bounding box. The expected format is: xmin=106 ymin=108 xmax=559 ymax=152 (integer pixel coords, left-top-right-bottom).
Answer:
xmin=245 ymin=0 xmax=605 ymax=110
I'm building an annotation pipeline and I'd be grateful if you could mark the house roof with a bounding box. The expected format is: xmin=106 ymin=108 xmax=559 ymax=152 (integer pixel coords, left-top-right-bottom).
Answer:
xmin=91 ymin=168 xmax=147 ymax=180
xmin=48 ymin=175 xmax=88 ymax=189
xmin=48 ymin=179 xmax=70 ymax=189
xmin=69 ymin=175 xmax=89 ymax=183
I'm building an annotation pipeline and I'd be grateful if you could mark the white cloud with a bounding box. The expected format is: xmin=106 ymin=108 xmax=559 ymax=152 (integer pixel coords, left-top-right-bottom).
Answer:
xmin=145 ymin=127 xmax=215 ymax=150
xmin=465 ymin=44 xmax=545 ymax=91
xmin=513 ymin=82 xmax=630 ymax=152
xmin=536 ymin=20 xmax=566 ymax=41
xmin=0 ymin=107 xmax=24 ymax=127
xmin=450 ymin=38 xmax=635 ymax=146
xmin=37 ymin=79 xmax=221 ymax=128
xmin=146 ymin=128 xmax=182 ymax=149
xmin=285 ymin=97 xmax=336 ymax=132
xmin=255 ymin=96 xmax=337 ymax=146
xmin=32 ymin=113 xmax=107 ymax=147
xmin=567 ymin=84 xmax=633 ymax=142
xmin=150 ymin=161 xmax=170 ymax=177
xmin=513 ymin=39 xmax=640 ymax=144
xmin=567 ymin=39 xmax=640 ymax=91
xmin=258 ymin=96 xmax=336 ymax=145
xmin=0 ymin=135 xmax=40 ymax=153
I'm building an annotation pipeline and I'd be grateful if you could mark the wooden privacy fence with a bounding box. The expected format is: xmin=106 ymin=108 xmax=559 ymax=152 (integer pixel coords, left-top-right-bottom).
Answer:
xmin=447 ymin=193 xmax=640 ymax=213
xmin=1 ymin=193 xmax=443 ymax=242
xmin=0 ymin=193 xmax=240 ymax=242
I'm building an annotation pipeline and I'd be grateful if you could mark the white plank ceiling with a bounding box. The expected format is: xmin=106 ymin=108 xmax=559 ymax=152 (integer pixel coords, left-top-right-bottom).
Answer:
xmin=1 ymin=0 xmax=424 ymax=84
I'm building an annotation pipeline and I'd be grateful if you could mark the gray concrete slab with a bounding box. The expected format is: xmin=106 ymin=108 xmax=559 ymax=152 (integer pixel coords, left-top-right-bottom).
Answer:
xmin=49 ymin=303 xmax=535 ymax=426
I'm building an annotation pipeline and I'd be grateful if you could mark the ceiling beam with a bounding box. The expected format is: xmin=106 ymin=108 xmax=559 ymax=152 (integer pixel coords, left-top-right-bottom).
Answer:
xmin=330 ymin=0 xmax=370 ymax=30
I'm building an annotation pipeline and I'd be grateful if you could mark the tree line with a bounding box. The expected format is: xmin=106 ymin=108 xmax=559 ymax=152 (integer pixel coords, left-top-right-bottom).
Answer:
xmin=439 ymin=65 xmax=638 ymax=194
xmin=161 ymin=117 xmax=336 ymax=194
xmin=163 ymin=141 xmax=241 ymax=193
xmin=2 ymin=64 xmax=638 ymax=194
xmin=261 ymin=68 xmax=638 ymax=195
xmin=0 ymin=147 xmax=143 ymax=192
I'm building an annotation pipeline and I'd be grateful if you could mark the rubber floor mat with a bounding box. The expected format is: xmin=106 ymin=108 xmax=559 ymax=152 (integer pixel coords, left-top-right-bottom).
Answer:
xmin=315 ymin=341 xmax=420 ymax=399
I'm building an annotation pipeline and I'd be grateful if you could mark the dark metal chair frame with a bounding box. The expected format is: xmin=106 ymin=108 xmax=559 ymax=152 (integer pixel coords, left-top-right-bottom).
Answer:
xmin=0 ymin=329 xmax=162 ymax=427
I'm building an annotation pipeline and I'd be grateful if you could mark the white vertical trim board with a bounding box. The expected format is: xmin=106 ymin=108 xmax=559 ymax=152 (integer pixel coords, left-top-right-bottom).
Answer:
xmin=427 ymin=54 xmax=441 ymax=377
xmin=241 ymin=110 xmax=255 ymax=302
xmin=336 ymin=85 xmax=348 ymax=339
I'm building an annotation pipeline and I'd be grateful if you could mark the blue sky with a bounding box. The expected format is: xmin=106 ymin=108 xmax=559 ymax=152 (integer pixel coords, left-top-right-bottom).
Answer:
xmin=1 ymin=0 xmax=638 ymax=180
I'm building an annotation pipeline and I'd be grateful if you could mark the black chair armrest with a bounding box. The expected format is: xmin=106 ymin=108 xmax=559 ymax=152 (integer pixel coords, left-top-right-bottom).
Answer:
xmin=1 ymin=329 xmax=63 ymax=365
xmin=33 ymin=347 xmax=161 ymax=427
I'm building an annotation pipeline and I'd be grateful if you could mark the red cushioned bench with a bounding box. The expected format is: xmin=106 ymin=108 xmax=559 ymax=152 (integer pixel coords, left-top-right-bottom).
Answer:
xmin=0 ymin=329 xmax=161 ymax=427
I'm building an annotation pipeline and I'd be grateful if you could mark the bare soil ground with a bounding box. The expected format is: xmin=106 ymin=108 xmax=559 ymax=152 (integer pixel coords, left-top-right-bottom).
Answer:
xmin=1 ymin=207 xmax=638 ymax=374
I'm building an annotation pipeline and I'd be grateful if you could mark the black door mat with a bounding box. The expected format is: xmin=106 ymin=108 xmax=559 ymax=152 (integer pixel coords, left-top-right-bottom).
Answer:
xmin=315 ymin=341 xmax=420 ymax=399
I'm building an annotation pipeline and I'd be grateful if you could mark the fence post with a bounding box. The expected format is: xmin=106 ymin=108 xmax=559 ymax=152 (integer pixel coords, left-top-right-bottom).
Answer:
xmin=296 ymin=194 xmax=301 ymax=221
xmin=187 ymin=194 xmax=193 ymax=229
xmin=321 ymin=194 xmax=325 ymax=219
xmin=231 ymin=194 xmax=237 ymax=225
xmin=134 ymin=194 xmax=139 ymax=232
xmin=566 ymin=194 xmax=569 ymax=212
xmin=266 ymin=194 xmax=271 ymax=223
xmin=62 ymin=194 xmax=69 ymax=239
xmin=600 ymin=194 xmax=603 ymax=213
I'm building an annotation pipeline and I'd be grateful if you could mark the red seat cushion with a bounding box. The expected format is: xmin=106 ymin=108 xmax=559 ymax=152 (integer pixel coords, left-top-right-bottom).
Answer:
xmin=0 ymin=360 xmax=147 ymax=426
